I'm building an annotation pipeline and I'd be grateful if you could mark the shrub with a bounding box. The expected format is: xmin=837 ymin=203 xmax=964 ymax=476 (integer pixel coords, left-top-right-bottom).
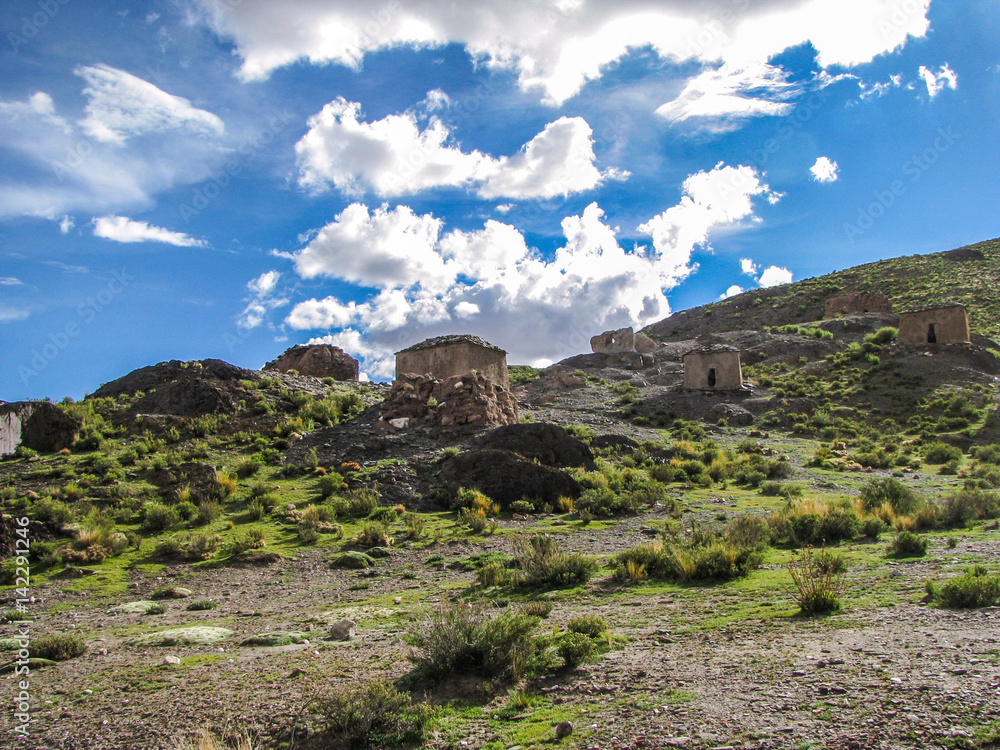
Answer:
xmin=357 ymin=520 xmax=391 ymax=548
xmin=886 ymin=530 xmax=928 ymax=558
xmin=557 ymin=632 xmax=598 ymax=668
xmin=33 ymin=496 xmax=73 ymax=525
xmin=142 ymin=503 xmax=180 ymax=533
xmin=312 ymin=679 xmax=432 ymax=749
xmin=186 ymin=600 xmax=216 ymax=611
xmin=928 ymin=567 xmax=1000 ymax=608
xmin=194 ymin=501 xmax=220 ymax=526
xmin=155 ymin=532 xmax=219 ymax=561
xmin=576 ymin=487 xmax=640 ymax=517
xmin=788 ymin=548 xmax=847 ymax=615
xmin=406 ymin=604 xmax=539 ymax=681
xmin=861 ymin=517 xmax=886 ymax=539
xmin=942 ymin=489 xmax=1000 ymax=527
xmin=723 ymin=515 xmax=771 ymax=549
xmin=318 ymin=472 xmax=347 ymax=498
xmin=566 ymin=614 xmax=608 ymax=640
xmin=32 ymin=633 xmax=86 ymax=661
xmin=923 ymin=442 xmax=962 ymax=465
xmin=513 ymin=535 xmax=597 ymax=588
xmin=614 ymin=538 xmax=762 ymax=583
xmin=860 ymin=478 xmax=922 ymax=516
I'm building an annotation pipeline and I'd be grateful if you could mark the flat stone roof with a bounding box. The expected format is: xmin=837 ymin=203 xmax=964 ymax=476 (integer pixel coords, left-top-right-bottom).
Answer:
xmin=683 ymin=344 xmax=740 ymax=356
xmin=899 ymin=303 xmax=967 ymax=314
xmin=396 ymin=334 xmax=506 ymax=355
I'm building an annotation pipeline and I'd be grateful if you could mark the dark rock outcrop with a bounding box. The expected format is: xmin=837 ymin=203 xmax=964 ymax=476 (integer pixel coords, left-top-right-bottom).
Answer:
xmin=263 ymin=344 xmax=359 ymax=381
xmin=474 ymin=423 xmax=595 ymax=470
xmin=438 ymin=449 xmax=581 ymax=507
xmin=1 ymin=401 xmax=80 ymax=457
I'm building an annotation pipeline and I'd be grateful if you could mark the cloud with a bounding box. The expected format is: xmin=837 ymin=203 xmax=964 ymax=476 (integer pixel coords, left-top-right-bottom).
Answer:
xmin=0 ymin=305 xmax=30 ymax=323
xmin=757 ymin=265 xmax=793 ymax=287
xmin=918 ymin=63 xmax=958 ymax=98
xmin=239 ymin=270 xmax=289 ymax=329
xmin=859 ymin=73 xmax=903 ymax=99
xmin=655 ymin=63 xmax=796 ymax=131
xmin=0 ymin=91 xmax=70 ymax=132
xmin=720 ymin=284 xmax=744 ymax=300
xmin=284 ymin=163 xmax=775 ymax=378
xmin=740 ymin=258 xmax=758 ymax=276
xmin=295 ymin=98 xmax=621 ymax=199
xmin=637 ymin=163 xmax=777 ymax=284
xmin=92 ymin=215 xmax=207 ymax=246
xmin=75 ymin=64 xmax=224 ymax=145
xmin=0 ymin=277 xmax=24 ymax=286
xmin=194 ymin=0 xmax=931 ymax=104
xmin=59 ymin=216 xmax=75 ymax=234
xmin=810 ymin=156 xmax=839 ymax=183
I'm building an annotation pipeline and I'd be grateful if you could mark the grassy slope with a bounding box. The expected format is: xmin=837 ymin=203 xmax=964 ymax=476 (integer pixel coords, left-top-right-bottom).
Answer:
xmin=643 ymin=237 xmax=1000 ymax=341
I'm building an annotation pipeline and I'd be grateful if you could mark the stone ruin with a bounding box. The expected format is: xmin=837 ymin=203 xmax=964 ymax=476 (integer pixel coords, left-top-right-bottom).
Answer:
xmin=396 ymin=334 xmax=509 ymax=387
xmin=0 ymin=401 xmax=81 ymax=458
xmin=683 ymin=344 xmax=744 ymax=390
xmin=590 ymin=326 xmax=659 ymax=354
xmin=897 ymin=304 xmax=970 ymax=345
xmin=824 ymin=292 xmax=892 ymax=318
xmin=263 ymin=344 xmax=358 ymax=381
xmin=379 ymin=371 xmax=518 ymax=429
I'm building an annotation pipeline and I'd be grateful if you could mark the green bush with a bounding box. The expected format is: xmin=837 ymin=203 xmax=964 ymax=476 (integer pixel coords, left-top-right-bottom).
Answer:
xmin=513 ymin=535 xmax=596 ymax=588
xmin=860 ymin=478 xmax=922 ymax=515
xmin=312 ymin=679 xmax=432 ymax=749
xmin=923 ymin=442 xmax=962 ymax=465
xmin=928 ymin=567 xmax=1000 ymax=608
xmin=886 ymin=530 xmax=928 ymax=558
xmin=557 ymin=632 xmax=598 ymax=668
xmin=318 ymin=472 xmax=347 ymax=498
xmin=32 ymin=633 xmax=86 ymax=661
xmin=943 ymin=489 xmax=1000 ymax=527
xmin=566 ymin=614 xmax=608 ymax=639
xmin=614 ymin=538 xmax=762 ymax=583
xmin=32 ymin=496 xmax=73 ymax=525
xmin=406 ymin=604 xmax=539 ymax=681
xmin=141 ymin=503 xmax=180 ymax=533
xmin=576 ymin=487 xmax=640 ymax=517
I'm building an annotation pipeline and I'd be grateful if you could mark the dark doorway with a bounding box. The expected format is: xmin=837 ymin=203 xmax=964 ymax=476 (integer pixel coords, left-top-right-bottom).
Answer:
xmin=928 ymin=323 xmax=937 ymax=343
xmin=707 ymin=368 xmax=717 ymax=387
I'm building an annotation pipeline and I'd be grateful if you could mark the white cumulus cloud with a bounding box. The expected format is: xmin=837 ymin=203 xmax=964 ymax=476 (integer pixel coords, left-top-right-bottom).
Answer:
xmin=295 ymin=98 xmax=621 ymax=199
xmin=918 ymin=63 xmax=958 ymax=98
xmin=810 ymin=156 xmax=839 ymax=183
xmin=240 ymin=270 xmax=289 ymax=329
xmin=92 ymin=215 xmax=207 ymax=247
xmin=283 ymin=162 xmax=776 ymax=378
xmin=757 ymin=265 xmax=794 ymax=287
xmin=720 ymin=284 xmax=744 ymax=300
xmin=75 ymin=64 xmax=224 ymax=145
xmin=193 ymin=0 xmax=931 ymax=105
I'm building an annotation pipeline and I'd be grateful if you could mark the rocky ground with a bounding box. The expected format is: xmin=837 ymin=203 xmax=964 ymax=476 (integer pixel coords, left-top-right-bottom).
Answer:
xmin=2 ymin=342 xmax=1000 ymax=750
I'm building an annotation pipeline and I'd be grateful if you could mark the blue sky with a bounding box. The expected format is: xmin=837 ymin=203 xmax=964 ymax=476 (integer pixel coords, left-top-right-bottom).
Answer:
xmin=1 ymin=0 xmax=998 ymax=400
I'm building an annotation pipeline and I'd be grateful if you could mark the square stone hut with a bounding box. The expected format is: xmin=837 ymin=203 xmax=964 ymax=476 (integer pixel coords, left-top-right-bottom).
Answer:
xmin=683 ymin=344 xmax=743 ymax=390
xmin=825 ymin=291 xmax=892 ymax=318
xmin=897 ymin=304 xmax=970 ymax=345
xmin=395 ymin=334 xmax=509 ymax=387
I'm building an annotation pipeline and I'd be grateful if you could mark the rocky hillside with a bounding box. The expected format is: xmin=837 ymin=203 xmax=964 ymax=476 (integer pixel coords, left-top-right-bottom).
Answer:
xmin=643 ymin=237 xmax=1000 ymax=342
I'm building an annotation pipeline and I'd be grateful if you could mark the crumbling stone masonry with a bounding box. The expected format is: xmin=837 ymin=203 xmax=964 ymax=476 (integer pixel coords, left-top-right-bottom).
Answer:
xmin=380 ymin=371 xmax=518 ymax=429
xmin=898 ymin=304 xmax=970 ymax=345
xmin=683 ymin=345 xmax=743 ymax=390
xmin=824 ymin=292 xmax=892 ymax=318
xmin=395 ymin=335 xmax=509 ymax=387
xmin=590 ymin=327 xmax=659 ymax=354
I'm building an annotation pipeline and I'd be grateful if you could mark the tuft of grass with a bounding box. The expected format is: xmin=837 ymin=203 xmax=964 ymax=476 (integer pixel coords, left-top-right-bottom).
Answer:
xmin=886 ymin=530 xmax=928 ymax=558
xmin=311 ymin=679 xmax=433 ymax=750
xmin=927 ymin=566 xmax=1000 ymax=608
xmin=32 ymin=633 xmax=87 ymax=661
xmin=788 ymin=548 xmax=847 ymax=615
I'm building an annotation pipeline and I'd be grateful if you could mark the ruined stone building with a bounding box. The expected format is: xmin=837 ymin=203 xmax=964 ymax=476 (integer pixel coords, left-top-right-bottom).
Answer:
xmin=897 ymin=304 xmax=970 ymax=345
xmin=590 ymin=326 xmax=659 ymax=354
xmin=683 ymin=345 xmax=743 ymax=390
xmin=824 ymin=291 xmax=892 ymax=317
xmin=395 ymin=334 xmax=509 ymax=387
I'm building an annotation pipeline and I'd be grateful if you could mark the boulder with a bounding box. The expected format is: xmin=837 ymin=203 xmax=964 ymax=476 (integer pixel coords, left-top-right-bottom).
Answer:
xmin=125 ymin=626 xmax=233 ymax=647
xmin=705 ymin=403 xmax=755 ymax=426
xmin=589 ymin=434 xmax=640 ymax=454
xmin=474 ymin=423 xmax=596 ymax=470
xmin=439 ymin=449 xmax=582 ymax=508
xmin=263 ymin=344 xmax=359 ymax=381
xmin=0 ymin=401 xmax=80 ymax=457
xmin=328 ymin=619 xmax=356 ymax=641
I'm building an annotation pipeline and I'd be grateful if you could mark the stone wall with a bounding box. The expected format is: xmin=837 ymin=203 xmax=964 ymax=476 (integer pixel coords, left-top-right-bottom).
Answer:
xmin=396 ymin=341 xmax=509 ymax=387
xmin=683 ymin=348 xmax=743 ymax=390
xmin=898 ymin=305 xmax=970 ymax=345
xmin=591 ymin=327 xmax=659 ymax=354
xmin=825 ymin=292 xmax=892 ymax=317
xmin=380 ymin=371 xmax=518 ymax=429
